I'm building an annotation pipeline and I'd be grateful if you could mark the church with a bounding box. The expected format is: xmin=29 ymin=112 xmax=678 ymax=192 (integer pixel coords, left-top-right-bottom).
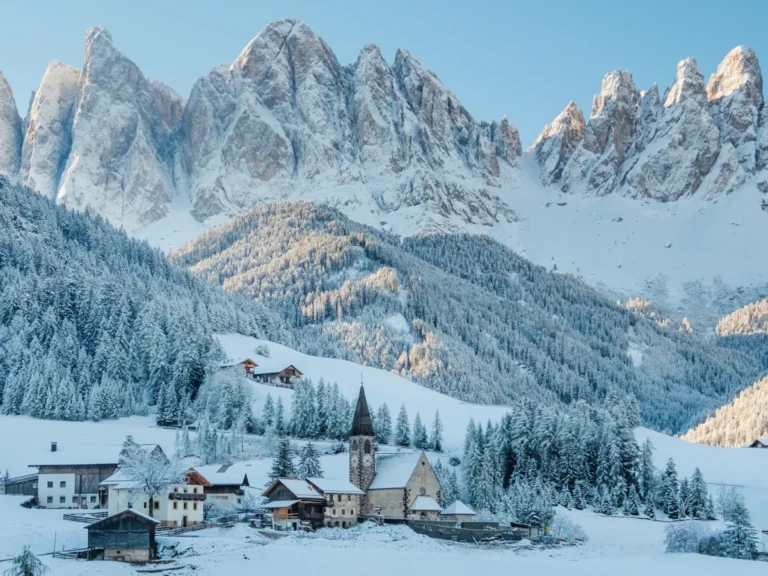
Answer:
xmin=348 ymin=387 xmax=443 ymax=519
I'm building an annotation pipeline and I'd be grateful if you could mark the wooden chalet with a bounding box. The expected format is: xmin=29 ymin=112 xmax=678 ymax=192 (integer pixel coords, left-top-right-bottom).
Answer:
xmin=194 ymin=463 xmax=250 ymax=508
xmin=220 ymin=358 xmax=258 ymax=377
xmin=86 ymin=509 xmax=159 ymax=563
xmin=262 ymin=478 xmax=325 ymax=530
xmin=253 ymin=364 xmax=303 ymax=388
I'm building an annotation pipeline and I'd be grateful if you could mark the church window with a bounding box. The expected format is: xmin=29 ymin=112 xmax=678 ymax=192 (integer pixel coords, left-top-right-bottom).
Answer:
xmin=419 ymin=487 xmax=426 ymax=496
xmin=364 ymin=440 xmax=371 ymax=454
xmin=351 ymin=440 xmax=358 ymax=451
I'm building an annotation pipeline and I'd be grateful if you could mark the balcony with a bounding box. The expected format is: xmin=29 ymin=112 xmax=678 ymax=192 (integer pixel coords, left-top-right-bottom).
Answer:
xmin=168 ymin=493 xmax=206 ymax=502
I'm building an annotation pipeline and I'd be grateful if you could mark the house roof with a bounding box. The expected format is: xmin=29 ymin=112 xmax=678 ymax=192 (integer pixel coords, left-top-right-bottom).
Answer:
xmin=263 ymin=500 xmax=298 ymax=509
xmin=263 ymin=478 xmax=324 ymax=500
xmin=4 ymin=473 xmax=38 ymax=484
xmin=350 ymin=386 xmax=374 ymax=437
xmin=85 ymin=508 xmax=160 ymax=530
xmin=30 ymin=443 xmax=162 ymax=469
xmin=307 ymin=478 xmax=365 ymax=495
xmin=369 ymin=452 xmax=423 ymax=490
xmin=220 ymin=357 xmax=257 ymax=368
xmin=194 ymin=463 xmax=250 ymax=487
xmin=749 ymin=438 xmax=768 ymax=446
xmin=410 ymin=495 xmax=442 ymax=512
xmin=251 ymin=363 xmax=302 ymax=377
xmin=442 ymin=501 xmax=476 ymax=515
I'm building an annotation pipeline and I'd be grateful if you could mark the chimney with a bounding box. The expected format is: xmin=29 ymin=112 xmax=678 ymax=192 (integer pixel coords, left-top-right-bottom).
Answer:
xmin=50 ymin=442 xmax=57 ymax=452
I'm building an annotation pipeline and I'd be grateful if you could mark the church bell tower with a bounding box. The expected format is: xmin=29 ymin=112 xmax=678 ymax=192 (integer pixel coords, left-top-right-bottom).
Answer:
xmin=349 ymin=385 xmax=376 ymax=498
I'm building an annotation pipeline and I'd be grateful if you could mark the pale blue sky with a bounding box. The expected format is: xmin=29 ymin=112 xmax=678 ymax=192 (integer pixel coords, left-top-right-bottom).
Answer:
xmin=1 ymin=0 xmax=766 ymax=145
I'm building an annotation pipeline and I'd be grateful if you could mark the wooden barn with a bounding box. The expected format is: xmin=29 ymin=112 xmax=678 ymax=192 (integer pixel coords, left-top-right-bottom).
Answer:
xmin=86 ymin=509 xmax=159 ymax=563
xmin=220 ymin=358 xmax=258 ymax=377
xmin=253 ymin=364 xmax=303 ymax=388
xmin=0 ymin=473 xmax=38 ymax=496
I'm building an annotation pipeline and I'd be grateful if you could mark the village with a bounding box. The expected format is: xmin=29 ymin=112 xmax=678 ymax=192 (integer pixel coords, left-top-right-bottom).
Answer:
xmin=0 ymin=384 xmax=539 ymax=568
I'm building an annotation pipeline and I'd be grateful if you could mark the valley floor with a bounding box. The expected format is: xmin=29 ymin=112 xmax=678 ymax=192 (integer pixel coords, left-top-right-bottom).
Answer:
xmin=0 ymin=495 xmax=765 ymax=576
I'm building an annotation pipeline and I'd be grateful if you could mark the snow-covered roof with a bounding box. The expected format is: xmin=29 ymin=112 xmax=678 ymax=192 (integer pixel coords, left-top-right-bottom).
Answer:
xmin=410 ymin=495 xmax=442 ymax=512
xmin=307 ymin=477 xmax=364 ymax=495
xmin=29 ymin=445 xmax=121 ymax=467
xmin=251 ymin=361 xmax=301 ymax=376
xmin=369 ymin=452 xmax=422 ymax=490
xmin=194 ymin=463 xmax=251 ymax=486
xmin=441 ymin=500 xmax=475 ymax=515
xmin=85 ymin=508 xmax=160 ymax=529
xmin=263 ymin=500 xmax=298 ymax=509
xmin=100 ymin=469 xmax=140 ymax=490
xmin=266 ymin=479 xmax=324 ymax=500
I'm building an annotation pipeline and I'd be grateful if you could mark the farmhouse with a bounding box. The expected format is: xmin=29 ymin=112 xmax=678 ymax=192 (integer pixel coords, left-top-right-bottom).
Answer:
xmin=262 ymin=478 xmax=326 ymax=530
xmin=252 ymin=363 xmax=303 ymax=388
xmin=86 ymin=509 xmax=159 ymax=563
xmin=307 ymin=478 xmax=365 ymax=527
xmin=101 ymin=468 xmax=209 ymax=528
xmin=29 ymin=442 xmax=118 ymax=509
xmin=348 ymin=387 xmax=443 ymax=519
xmin=220 ymin=358 xmax=258 ymax=377
xmin=194 ymin=462 xmax=251 ymax=508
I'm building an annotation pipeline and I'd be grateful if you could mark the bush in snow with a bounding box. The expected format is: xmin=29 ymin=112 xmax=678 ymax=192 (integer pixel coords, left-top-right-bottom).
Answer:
xmin=664 ymin=522 xmax=710 ymax=553
xmin=548 ymin=515 xmax=587 ymax=543
xmin=4 ymin=546 xmax=49 ymax=576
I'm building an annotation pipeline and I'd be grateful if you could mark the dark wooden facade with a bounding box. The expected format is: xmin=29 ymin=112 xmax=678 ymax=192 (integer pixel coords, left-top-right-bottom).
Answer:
xmin=86 ymin=509 xmax=159 ymax=563
xmin=263 ymin=480 xmax=325 ymax=529
xmin=254 ymin=365 xmax=303 ymax=388
xmin=1 ymin=474 xmax=38 ymax=496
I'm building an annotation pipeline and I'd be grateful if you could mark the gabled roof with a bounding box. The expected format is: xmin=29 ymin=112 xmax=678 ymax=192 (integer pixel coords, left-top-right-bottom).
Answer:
xmin=263 ymin=500 xmax=298 ymax=509
xmin=85 ymin=508 xmax=160 ymax=530
xmin=748 ymin=438 xmax=768 ymax=447
xmin=350 ymin=386 xmax=374 ymax=437
xmin=307 ymin=478 xmax=365 ymax=495
xmin=252 ymin=363 xmax=302 ymax=377
xmin=220 ymin=357 xmax=257 ymax=368
xmin=442 ymin=500 xmax=476 ymax=515
xmin=369 ymin=452 xmax=424 ymax=490
xmin=194 ymin=463 xmax=250 ymax=487
xmin=410 ymin=495 xmax=442 ymax=512
xmin=262 ymin=478 xmax=324 ymax=500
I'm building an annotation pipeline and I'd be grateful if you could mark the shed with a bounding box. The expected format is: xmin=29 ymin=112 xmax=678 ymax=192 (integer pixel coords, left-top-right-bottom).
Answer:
xmin=86 ymin=509 xmax=159 ymax=563
xmin=1 ymin=473 xmax=38 ymax=497
xmin=441 ymin=500 xmax=477 ymax=522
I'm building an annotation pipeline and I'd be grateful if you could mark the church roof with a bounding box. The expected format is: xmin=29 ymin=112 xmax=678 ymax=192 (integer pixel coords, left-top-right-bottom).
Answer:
xmin=307 ymin=478 xmax=365 ymax=495
xmin=350 ymin=386 xmax=374 ymax=437
xmin=369 ymin=452 xmax=423 ymax=490
xmin=410 ymin=495 xmax=442 ymax=512
xmin=442 ymin=500 xmax=476 ymax=515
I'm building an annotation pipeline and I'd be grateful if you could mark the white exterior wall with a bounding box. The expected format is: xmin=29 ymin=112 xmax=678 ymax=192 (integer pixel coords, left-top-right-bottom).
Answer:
xmin=38 ymin=473 xmax=79 ymax=508
xmin=107 ymin=484 xmax=205 ymax=527
xmin=205 ymin=493 xmax=242 ymax=508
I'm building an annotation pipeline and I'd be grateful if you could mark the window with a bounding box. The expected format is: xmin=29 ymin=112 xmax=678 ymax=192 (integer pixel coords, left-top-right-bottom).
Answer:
xmin=364 ymin=440 xmax=371 ymax=454
xmin=342 ymin=509 xmax=345 ymax=515
xmin=183 ymin=502 xmax=188 ymax=510
xmin=90 ymin=496 xmax=97 ymax=503
xmin=174 ymin=487 xmax=178 ymax=493
xmin=350 ymin=509 xmax=354 ymax=515
xmin=193 ymin=488 xmax=197 ymax=494
xmin=72 ymin=496 xmax=78 ymax=503
xmin=154 ymin=501 xmax=159 ymax=510
xmin=59 ymin=496 xmax=65 ymax=503
xmin=173 ymin=502 xmax=178 ymax=510
xmin=47 ymin=481 xmax=53 ymax=488
xmin=351 ymin=439 xmax=358 ymax=451
xmin=183 ymin=488 xmax=188 ymax=493
xmin=193 ymin=503 xmax=198 ymax=511
xmin=337 ymin=494 xmax=341 ymax=502
xmin=60 ymin=481 xmax=66 ymax=488
xmin=347 ymin=495 xmax=351 ymax=501
xmin=46 ymin=496 xmax=53 ymax=504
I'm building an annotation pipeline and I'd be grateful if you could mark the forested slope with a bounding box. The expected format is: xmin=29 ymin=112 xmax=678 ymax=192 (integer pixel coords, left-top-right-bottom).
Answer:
xmin=0 ymin=180 xmax=289 ymax=421
xmin=172 ymin=202 xmax=764 ymax=433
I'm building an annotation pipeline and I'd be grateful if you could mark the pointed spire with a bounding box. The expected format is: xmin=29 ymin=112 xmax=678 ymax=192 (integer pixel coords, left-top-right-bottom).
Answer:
xmin=350 ymin=384 xmax=374 ymax=437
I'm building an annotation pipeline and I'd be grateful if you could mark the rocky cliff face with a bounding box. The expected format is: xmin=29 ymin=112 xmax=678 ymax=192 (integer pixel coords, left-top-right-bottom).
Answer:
xmin=0 ymin=72 xmax=22 ymax=178
xmin=533 ymin=47 xmax=767 ymax=201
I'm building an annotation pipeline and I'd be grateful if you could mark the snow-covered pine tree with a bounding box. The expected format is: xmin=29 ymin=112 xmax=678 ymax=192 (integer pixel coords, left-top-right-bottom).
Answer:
xmin=297 ymin=442 xmax=323 ymax=478
xmin=4 ymin=546 xmax=50 ymax=576
xmin=395 ymin=405 xmax=411 ymax=447
xmin=661 ymin=458 xmax=681 ymax=519
xmin=412 ymin=413 xmax=428 ymax=449
xmin=721 ymin=494 xmax=758 ymax=559
xmin=315 ymin=379 xmax=327 ymax=437
xmin=430 ymin=410 xmax=443 ymax=452
xmin=262 ymin=394 xmax=275 ymax=428
xmin=375 ymin=404 xmax=392 ymax=444
xmin=688 ymin=467 xmax=708 ymax=519
xmin=626 ymin=484 xmax=640 ymax=516
xmin=274 ymin=397 xmax=286 ymax=436
xmin=639 ymin=438 xmax=656 ymax=503
xmin=269 ymin=437 xmax=296 ymax=481
xmin=679 ymin=477 xmax=691 ymax=518
xmin=644 ymin=498 xmax=656 ymax=519
xmin=705 ymin=494 xmax=717 ymax=520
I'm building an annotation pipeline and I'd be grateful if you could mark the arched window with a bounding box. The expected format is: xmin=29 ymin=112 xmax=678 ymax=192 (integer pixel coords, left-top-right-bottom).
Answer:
xmin=351 ymin=439 xmax=358 ymax=451
xmin=364 ymin=440 xmax=371 ymax=454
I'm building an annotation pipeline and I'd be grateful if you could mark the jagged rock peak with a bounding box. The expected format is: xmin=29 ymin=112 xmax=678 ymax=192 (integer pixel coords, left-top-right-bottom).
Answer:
xmin=492 ymin=116 xmax=522 ymax=161
xmin=0 ymin=70 xmax=22 ymax=177
xmin=706 ymin=46 xmax=763 ymax=107
xmin=531 ymin=101 xmax=586 ymax=184
xmin=20 ymin=60 xmax=81 ymax=199
xmin=664 ymin=58 xmax=706 ymax=107
xmin=591 ymin=70 xmax=637 ymax=118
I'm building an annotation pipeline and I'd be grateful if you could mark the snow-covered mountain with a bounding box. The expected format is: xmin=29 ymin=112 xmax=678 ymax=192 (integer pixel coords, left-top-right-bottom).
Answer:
xmin=2 ymin=22 xmax=768 ymax=316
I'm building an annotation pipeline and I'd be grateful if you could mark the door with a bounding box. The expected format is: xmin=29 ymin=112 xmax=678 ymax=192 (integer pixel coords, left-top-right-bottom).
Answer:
xmin=182 ymin=516 xmax=188 ymax=528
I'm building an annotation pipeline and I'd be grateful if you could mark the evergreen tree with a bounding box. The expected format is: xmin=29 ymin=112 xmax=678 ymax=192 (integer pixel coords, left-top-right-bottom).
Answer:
xmin=262 ymin=394 xmax=275 ymax=428
xmin=644 ymin=499 xmax=656 ymax=519
xmin=661 ymin=458 xmax=680 ymax=519
xmin=274 ymin=397 xmax=286 ymax=436
xmin=4 ymin=546 xmax=50 ymax=576
xmin=679 ymin=477 xmax=691 ymax=517
xmin=626 ymin=484 xmax=640 ymax=516
xmin=412 ymin=413 xmax=428 ymax=449
xmin=688 ymin=467 xmax=709 ymax=519
xmin=297 ymin=442 xmax=323 ymax=478
xmin=395 ymin=405 xmax=410 ymax=447
xmin=430 ymin=410 xmax=443 ymax=452
xmin=721 ymin=495 xmax=758 ymax=559
xmin=269 ymin=437 xmax=296 ymax=481
xmin=375 ymin=404 xmax=392 ymax=444
xmin=639 ymin=438 xmax=656 ymax=502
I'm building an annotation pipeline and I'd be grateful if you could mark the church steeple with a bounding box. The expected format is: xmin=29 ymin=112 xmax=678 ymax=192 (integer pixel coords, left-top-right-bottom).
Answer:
xmin=349 ymin=383 xmax=376 ymax=501
xmin=350 ymin=385 xmax=375 ymax=437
